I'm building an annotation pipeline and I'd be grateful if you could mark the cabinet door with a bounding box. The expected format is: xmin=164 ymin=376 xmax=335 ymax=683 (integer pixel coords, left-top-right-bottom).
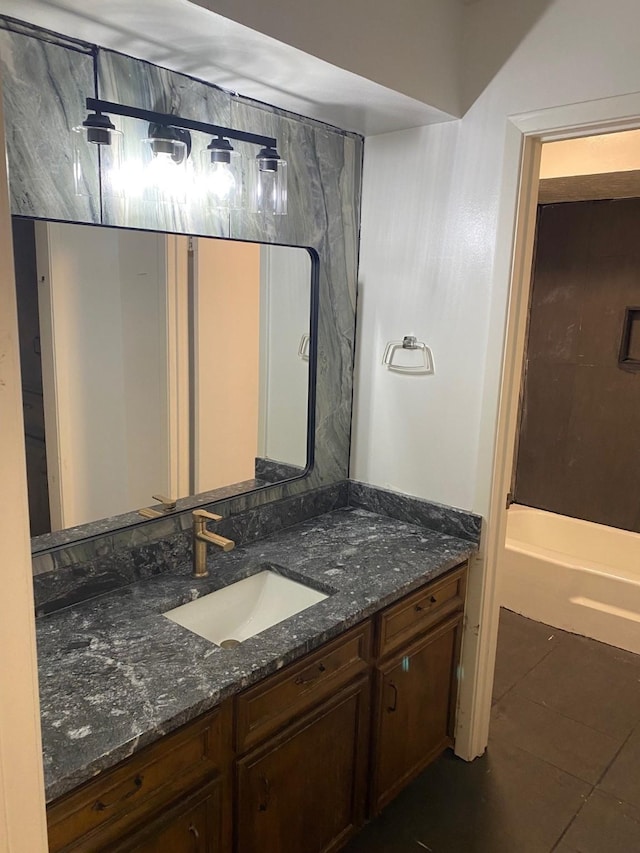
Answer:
xmin=236 ymin=676 xmax=370 ymax=853
xmin=371 ymin=612 xmax=463 ymax=814
xmin=109 ymin=778 xmax=225 ymax=853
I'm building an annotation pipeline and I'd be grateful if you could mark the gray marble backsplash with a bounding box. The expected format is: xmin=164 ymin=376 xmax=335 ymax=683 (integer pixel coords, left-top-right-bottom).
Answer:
xmin=33 ymin=482 xmax=348 ymax=615
xmin=32 ymin=480 xmax=482 ymax=615
xmin=348 ymin=480 xmax=482 ymax=545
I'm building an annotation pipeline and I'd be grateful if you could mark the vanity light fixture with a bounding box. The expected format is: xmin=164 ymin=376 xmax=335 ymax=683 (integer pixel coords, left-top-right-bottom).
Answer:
xmin=73 ymin=98 xmax=288 ymax=214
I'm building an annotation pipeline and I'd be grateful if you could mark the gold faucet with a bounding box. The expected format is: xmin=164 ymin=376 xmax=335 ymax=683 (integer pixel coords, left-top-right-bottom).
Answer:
xmin=192 ymin=509 xmax=235 ymax=578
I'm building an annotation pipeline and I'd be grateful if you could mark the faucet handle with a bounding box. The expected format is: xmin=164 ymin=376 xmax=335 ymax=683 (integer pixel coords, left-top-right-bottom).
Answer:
xmin=138 ymin=494 xmax=177 ymax=518
xmin=193 ymin=509 xmax=223 ymax=522
xmin=153 ymin=494 xmax=176 ymax=511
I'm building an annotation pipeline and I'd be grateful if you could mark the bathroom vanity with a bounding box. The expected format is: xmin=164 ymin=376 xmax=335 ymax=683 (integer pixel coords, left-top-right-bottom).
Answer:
xmin=38 ymin=505 xmax=474 ymax=852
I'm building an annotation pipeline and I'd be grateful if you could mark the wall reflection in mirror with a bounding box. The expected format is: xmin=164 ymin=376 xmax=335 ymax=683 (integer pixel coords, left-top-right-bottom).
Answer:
xmin=12 ymin=218 xmax=312 ymax=538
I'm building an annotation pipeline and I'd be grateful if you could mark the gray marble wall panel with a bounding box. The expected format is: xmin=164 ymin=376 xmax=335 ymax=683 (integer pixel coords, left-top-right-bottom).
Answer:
xmin=98 ymin=50 xmax=230 ymax=236
xmin=0 ymin=27 xmax=98 ymax=222
xmin=0 ymin=18 xmax=362 ymax=576
xmin=230 ymin=98 xmax=360 ymax=487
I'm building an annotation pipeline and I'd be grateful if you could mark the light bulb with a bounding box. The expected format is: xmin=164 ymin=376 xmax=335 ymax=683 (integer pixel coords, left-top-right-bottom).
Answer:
xmin=208 ymin=161 xmax=236 ymax=202
xmin=140 ymin=136 xmax=189 ymax=203
xmin=147 ymin=152 xmax=183 ymax=194
xmin=201 ymin=137 xmax=240 ymax=209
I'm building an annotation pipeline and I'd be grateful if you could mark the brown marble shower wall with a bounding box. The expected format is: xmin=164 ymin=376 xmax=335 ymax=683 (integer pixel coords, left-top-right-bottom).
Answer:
xmin=514 ymin=198 xmax=640 ymax=533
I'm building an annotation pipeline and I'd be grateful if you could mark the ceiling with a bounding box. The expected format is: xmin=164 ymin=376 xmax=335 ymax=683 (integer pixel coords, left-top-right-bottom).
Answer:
xmin=2 ymin=0 xmax=457 ymax=136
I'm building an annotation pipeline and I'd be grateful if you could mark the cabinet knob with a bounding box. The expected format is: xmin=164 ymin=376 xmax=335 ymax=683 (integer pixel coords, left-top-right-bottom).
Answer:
xmin=188 ymin=823 xmax=200 ymax=840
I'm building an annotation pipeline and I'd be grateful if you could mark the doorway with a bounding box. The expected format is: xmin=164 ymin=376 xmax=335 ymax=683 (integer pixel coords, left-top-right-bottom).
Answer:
xmin=499 ymin=131 xmax=640 ymax=652
xmin=469 ymin=96 xmax=640 ymax=763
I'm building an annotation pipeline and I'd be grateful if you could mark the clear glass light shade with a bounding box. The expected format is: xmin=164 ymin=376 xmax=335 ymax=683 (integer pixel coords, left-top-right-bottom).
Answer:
xmin=248 ymin=158 xmax=288 ymax=215
xmin=200 ymin=148 xmax=241 ymax=209
xmin=72 ymin=124 xmax=123 ymax=198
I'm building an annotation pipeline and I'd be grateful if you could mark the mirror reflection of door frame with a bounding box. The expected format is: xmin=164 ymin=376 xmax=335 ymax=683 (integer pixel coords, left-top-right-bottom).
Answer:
xmin=165 ymin=234 xmax=190 ymax=500
xmin=33 ymin=222 xmax=64 ymax=529
xmin=34 ymin=224 xmax=189 ymax=528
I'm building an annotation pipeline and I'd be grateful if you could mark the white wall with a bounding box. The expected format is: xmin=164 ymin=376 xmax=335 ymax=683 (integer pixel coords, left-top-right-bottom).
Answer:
xmin=351 ymin=0 xmax=640 ymax=760
xmin=352 ymin=0 xmax=640 ymax=521
xmin=191 ymin=0 xmax=463 ymax=116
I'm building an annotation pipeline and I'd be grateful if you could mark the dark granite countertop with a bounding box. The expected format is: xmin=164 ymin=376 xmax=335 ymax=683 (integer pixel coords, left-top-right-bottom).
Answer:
xmin=37 ymin=506 xmax=476 ymax=802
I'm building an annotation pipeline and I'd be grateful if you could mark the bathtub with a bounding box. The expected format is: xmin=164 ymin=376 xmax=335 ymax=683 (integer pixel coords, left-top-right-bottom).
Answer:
xmin=501 ymin=505 xmax=640 ymax=654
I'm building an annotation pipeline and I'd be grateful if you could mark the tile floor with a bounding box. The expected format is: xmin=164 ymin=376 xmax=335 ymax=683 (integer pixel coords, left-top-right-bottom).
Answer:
xmin=344 ymin=608 xmax=640 ymax=853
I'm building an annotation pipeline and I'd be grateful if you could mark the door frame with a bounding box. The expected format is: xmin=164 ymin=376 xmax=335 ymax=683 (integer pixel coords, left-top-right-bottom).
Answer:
xmin=462 ymin=92 xmax=640 ymax=760
xmin=0 ymin=75 xmax=48 ymax=852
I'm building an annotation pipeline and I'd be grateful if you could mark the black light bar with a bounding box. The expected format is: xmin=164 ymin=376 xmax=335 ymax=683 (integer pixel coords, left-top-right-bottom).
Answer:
xmin=86 ymin=98 xmax=278 ymax=150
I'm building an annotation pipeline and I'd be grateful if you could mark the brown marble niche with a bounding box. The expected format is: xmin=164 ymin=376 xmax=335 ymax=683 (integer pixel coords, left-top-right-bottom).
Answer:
xmin=514 ymin=198 xmax=640 ymax=533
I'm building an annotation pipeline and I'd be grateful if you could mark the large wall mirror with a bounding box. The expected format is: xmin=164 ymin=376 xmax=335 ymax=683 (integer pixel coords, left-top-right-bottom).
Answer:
xmin=12 ymin=218 xmax=317 ymax=548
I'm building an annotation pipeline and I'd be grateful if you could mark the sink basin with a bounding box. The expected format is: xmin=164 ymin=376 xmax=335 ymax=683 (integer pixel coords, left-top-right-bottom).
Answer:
xmin=163 ymin=570 xmax=328 ymax=647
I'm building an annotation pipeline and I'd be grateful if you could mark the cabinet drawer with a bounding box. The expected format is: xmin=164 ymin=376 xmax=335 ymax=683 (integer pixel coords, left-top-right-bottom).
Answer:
xmin=47 ymin=702 xmax=232 ymax=852
xmin=109 ymin=778 xmax=223 ymax=853
xmin=235 ymin=621 xmax=372 ymax=753
xmin=376 ymin=564 xmax=466 ymax=658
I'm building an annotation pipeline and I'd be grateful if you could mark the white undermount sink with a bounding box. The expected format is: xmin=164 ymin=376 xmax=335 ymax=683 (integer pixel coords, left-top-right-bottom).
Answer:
xmin=163 ymin=570 xmax=328 ymax=647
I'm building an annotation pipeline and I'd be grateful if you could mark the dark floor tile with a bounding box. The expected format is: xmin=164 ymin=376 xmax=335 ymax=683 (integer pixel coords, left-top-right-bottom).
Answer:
xmin=345 ymin=612 xmax=640 ymax=852
xmin=492 ymin=609 xmax=562 ymax=701
xmin=514 ymin=632 xmax=640 ymax=738
xmin=490 ymin=692 xmax=622 ymax=784
xmin=599 ymin=727 xmax=640 ymax=809
xmin=344 ymin=742 xmax=589 ymax=853
xmin=561 ymin=790 xmax=640 ymax=852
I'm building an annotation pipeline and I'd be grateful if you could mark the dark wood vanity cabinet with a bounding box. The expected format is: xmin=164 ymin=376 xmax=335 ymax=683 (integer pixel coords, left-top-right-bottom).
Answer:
xmin=370 ymin=566 xmax=467 ymax=815
xmin=46 ymin=564 xmax=467 ymax=853
xmin=110 ymin=779 xmax=223 ymax=852
xmin=234 ymin=621 xmax=372 ymax=853
xmin=236 ymin=677 xmax=370 ymax=853
xmin=371 ymin=613 xmax=464 ymax=813
xmin=46 ymin=702 xmax=233 ymax=853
